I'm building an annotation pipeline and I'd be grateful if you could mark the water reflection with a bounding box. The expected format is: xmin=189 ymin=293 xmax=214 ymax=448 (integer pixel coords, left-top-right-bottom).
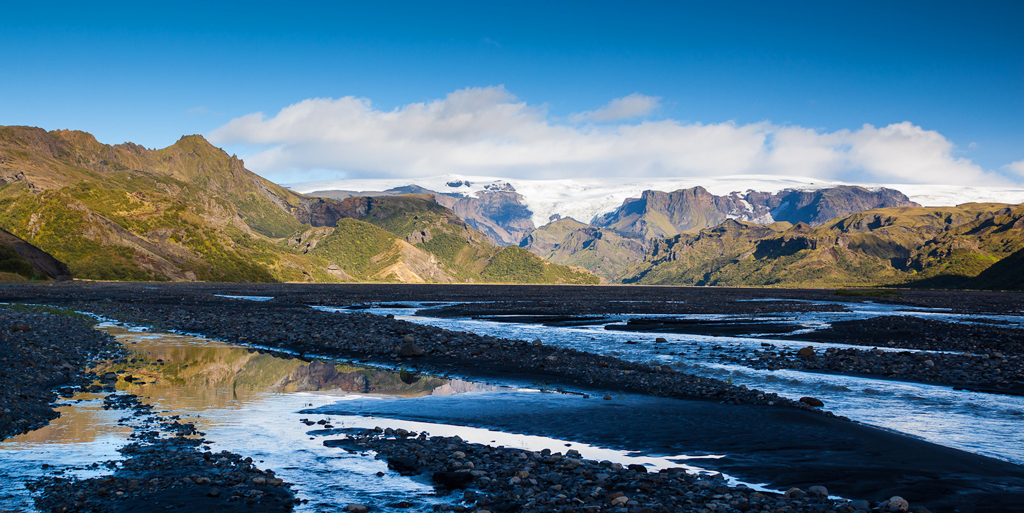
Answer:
xmin=0 ymin=325 xmax=500 ymax=512
xmin=94 ymin=326 xmax=487 ymax=401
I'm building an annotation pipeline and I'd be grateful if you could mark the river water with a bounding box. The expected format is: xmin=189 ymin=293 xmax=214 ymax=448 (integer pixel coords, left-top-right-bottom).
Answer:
xmin=0 ymin=323 xmax=724 ymax=512
xmin=2 ymin=300 xmax=1022 ymax=511
xmin=315 ymin=300 xmax=1024 ymax=465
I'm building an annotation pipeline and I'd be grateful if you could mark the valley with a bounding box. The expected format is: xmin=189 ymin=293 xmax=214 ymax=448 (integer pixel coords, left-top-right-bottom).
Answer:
xmin=1 ymin=283 xmax=1023 ymax=513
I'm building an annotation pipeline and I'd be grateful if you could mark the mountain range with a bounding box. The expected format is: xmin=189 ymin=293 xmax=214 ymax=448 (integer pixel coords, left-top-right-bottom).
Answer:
xmin=302 ymin=176 xmax=1024 ymax=289
xmin=0 ymin=126 xmax=596 ymax=284
xmin=3 ymin=124 xmax=1022 ymax=289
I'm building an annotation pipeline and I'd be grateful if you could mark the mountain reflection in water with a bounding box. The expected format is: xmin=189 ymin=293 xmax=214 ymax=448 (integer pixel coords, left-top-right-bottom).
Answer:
xmin=0 ymin=325 xmax=502 ymax=512
xmin=93 ymin=326 xmax=498 ymax=402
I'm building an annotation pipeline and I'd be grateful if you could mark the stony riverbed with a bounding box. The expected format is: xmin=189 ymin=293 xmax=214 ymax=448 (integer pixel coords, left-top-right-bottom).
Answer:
xmin=2 ymin=283 xmax=1023 ymax=513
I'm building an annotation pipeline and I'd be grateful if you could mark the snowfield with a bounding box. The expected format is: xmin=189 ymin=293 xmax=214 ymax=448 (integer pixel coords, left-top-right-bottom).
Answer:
xmin=285 ymin=175 xmax=1024 ymax=228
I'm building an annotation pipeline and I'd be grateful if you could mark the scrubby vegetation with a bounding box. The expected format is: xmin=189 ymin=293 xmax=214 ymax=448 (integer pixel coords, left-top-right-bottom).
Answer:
xmin=482 ymin=246 xmax=598 ymax=284
xmin=626 ymin=205 xmax=1024 ymax=289
xmin=0 ymin=245 xmax=40 ymax=281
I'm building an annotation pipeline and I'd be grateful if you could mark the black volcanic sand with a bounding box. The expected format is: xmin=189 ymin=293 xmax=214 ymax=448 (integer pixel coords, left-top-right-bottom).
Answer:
xmin=311 ymin=392 xmax=1024 ymax=513
xmin=3 ymin=282 xmax=1024 ymax=512
xmin=0 ymin=305 xmax=121 ymax=439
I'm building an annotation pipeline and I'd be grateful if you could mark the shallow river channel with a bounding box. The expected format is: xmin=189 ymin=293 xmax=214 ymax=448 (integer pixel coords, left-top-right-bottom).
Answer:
xmin=0 ymin=323 xmax=726 ymax=512
xmin=317 ymin=300 xmax=1024 ymax=465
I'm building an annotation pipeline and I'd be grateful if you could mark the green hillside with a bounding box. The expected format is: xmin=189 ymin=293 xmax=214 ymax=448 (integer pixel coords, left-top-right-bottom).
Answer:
xmin=520 ymin=218 xmax=646 ymax=283
xmin=625 ymin=204 xmax=1024 ymax=289
xmin=0 ymin=125 xmax=595 ymax=284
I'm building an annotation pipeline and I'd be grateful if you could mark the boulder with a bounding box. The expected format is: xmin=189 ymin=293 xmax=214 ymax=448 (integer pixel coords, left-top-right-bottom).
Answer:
xmin=432 ymin=470 xmax=474 ymax=488
xmin=797 ymin=346 xmax=815 ymax=357
xmin=799 ymin=396 xmax=824 ymax=407
xmin=880 ymin=496 xmax=910 ymax=512
xmin=807 ymin=485 xmax=828 ymax=497
xmin=849 ymin=499 xmax=871 ymax=511
xmin=387 ymin=456 xmax=419 ymax=475
xmin=399 ymin=343 xmax=425 ymax=357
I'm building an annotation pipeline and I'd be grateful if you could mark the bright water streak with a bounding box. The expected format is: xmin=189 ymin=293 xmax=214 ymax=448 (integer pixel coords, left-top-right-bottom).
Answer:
xmin=316 ymin=303 xmax=1024 ymax=464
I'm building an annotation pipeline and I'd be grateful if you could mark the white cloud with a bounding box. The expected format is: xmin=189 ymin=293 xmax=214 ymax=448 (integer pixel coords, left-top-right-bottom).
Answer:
xmin=1006 ymin=159 xmax=1024 ymax=177
xmin=208 ymin=86 xmax=1014 ymax=186
xmin=570 ymin=93 xmax=661 ymax=123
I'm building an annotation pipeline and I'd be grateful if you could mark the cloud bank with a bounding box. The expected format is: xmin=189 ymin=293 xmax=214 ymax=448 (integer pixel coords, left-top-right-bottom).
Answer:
xmin=208 ymin=86 xmax=1011 ymax=185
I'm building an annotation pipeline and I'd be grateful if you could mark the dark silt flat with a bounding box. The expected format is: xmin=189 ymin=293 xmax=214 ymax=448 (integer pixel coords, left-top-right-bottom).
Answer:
xmin=312 ymin=390 xmax=1024 ymax=513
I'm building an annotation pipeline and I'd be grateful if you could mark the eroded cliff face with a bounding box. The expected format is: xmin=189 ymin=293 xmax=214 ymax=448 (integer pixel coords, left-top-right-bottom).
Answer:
xmin=433 ymin=186 xmax=535 ymax=246
xmin=592 ymin=185 xmax=920 ymax=241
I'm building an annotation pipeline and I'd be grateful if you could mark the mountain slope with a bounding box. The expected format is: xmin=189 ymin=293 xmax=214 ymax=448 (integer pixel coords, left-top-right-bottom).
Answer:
xmin=593 ymin=185 xmax=919 ymax=240
xmin=764 ymin=186 xmax=920 ymax=226
xmin=625 ymin=204 xmax=1024 ymax=288
xmin=0 ymin=126 xmax=594 ymax=284
xmin=307 ymin=181 xmax=536 ymax=246
xmin=592 ymin=187 xmax=734 ymax=239
xmin=0 ymin=227 xmax=71 ymax=281
xmin=0 ymin=126 xmax=330 ymax=281
xmin=301 ymin=194 xmax=596 ymax=284
xmin=520 ymin=218 xmax=646 ymax=283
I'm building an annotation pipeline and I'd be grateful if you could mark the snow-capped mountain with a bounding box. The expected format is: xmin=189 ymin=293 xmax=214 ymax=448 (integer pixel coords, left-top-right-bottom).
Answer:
xmin=285 ymin=174 xmax=1024 ymax=228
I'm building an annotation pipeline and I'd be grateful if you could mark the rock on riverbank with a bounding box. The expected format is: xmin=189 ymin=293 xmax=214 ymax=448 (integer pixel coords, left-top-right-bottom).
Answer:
xmin=330 ymin=428 xmax=909 ymax=513
xmin=30 ymin=394 xmax=296 ymax=513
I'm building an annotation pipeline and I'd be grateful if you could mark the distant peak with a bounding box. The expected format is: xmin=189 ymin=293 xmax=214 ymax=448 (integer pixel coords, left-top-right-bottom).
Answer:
xmin=168 ymin=134 xmax=231 ymax=156
xmin=174 ymin=134 xmax=213 ymax=146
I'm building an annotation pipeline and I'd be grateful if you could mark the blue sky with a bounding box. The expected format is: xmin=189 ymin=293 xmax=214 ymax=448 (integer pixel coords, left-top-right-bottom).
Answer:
xmin=2 ymin=1 xmax=1022 ymax=184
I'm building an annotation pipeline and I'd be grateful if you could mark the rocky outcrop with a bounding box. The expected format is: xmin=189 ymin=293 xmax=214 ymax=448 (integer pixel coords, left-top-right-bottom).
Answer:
xmin=762 ymin=186 xmax=920 ymax=226
xmin=592 ymin=187 xmax=734 ymax=239
xmin=433 ymin=187 xmax=534 ymax=246
xmin=593 ymin=185 xmax=919 ymax=241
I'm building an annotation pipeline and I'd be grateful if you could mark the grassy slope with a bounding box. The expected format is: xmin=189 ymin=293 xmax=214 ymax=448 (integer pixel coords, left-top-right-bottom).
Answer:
xmin=0 ymin=127 xmax=330 ymax=282
xmin=0 ymin=244 xmax=42 ymax=281
xmin=307 ymin=218 xmax=404 ymax=281
xmin=627 ymin=204 xmax=1024 ymax=289
xmin=343 ymin=196 xmax=597 ymax=284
